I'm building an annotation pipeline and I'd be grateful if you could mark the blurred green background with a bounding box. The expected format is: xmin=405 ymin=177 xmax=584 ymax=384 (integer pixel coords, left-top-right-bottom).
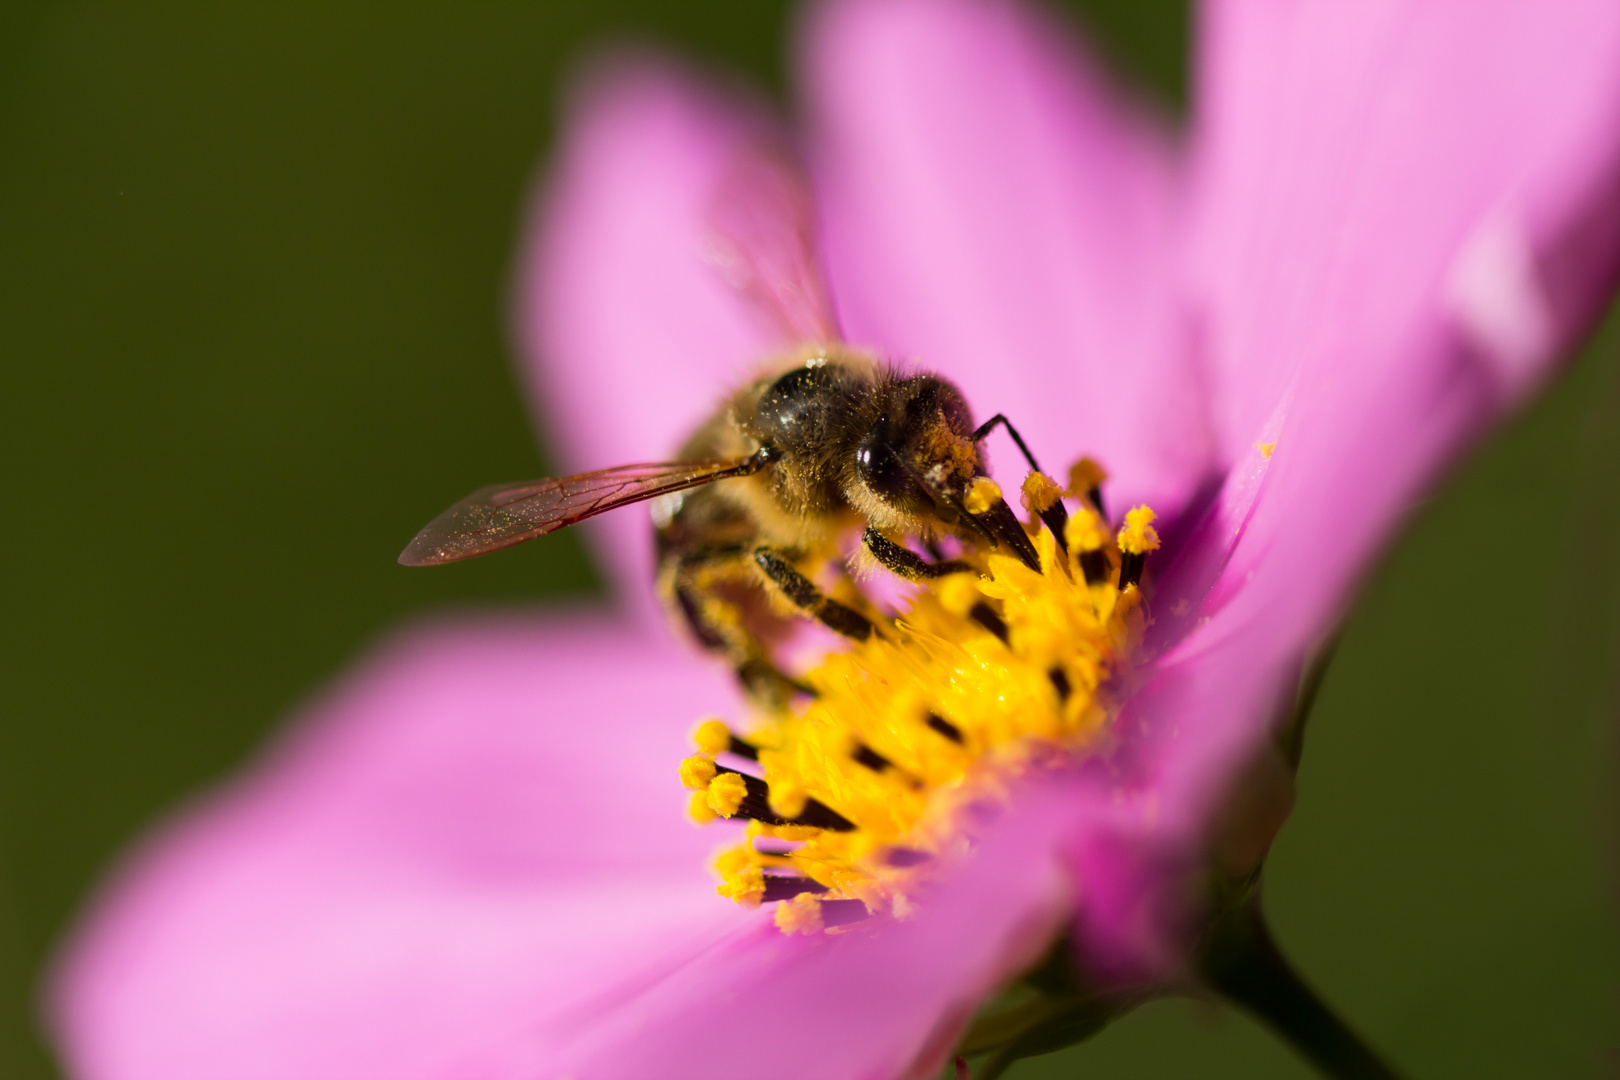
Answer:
xmin=0 ymin=2 xmax=1614 ymax=1077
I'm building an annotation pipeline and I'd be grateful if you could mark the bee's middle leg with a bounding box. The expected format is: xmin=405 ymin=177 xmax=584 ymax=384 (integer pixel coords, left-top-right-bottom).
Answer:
xmin=666 ymin=559 xmax=809 ymax=707
xmin=752 ymin=547 xmax=874 ymax=642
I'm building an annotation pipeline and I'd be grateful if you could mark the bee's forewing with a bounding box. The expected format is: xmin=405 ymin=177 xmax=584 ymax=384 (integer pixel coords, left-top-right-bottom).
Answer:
xmin=398 ymin=459 xmax=758 ymax=566
xmin=705 ymin=142 xmax=842 ymax=346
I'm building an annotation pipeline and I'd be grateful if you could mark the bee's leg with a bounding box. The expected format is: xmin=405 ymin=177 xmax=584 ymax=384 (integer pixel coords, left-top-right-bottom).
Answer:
xmin=667 ymin=566 xmax=811 ymax=708
xmin=862 ymin=527 xmax=975 ymax=581
xmin=734 ymin=658 xmax=816 ymax=708
xmin=753 ymin=547 xmax=874 ymax=642
xmin=971 ymin=412 xmax=1073 ymax=545
xmin=970 ymin=413 xmax=1045 ymax=472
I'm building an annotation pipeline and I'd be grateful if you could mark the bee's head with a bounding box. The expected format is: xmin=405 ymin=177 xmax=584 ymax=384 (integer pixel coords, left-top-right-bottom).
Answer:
xmin=853 ymin=374 xmax=1043 ymax=570
xmin=852 ymin=374 xmax=981 ymax=524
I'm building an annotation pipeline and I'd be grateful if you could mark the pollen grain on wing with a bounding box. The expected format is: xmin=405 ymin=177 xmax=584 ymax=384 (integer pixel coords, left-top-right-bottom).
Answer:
xmin=677 ymin=462 xmax=1157 ymax=933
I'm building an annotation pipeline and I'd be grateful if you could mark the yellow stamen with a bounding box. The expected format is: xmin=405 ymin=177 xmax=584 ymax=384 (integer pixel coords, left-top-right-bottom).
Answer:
xmin=679 ymin=458 xmax=1159 ymax=934
xmin=706 ymin=772 xmax=747 ymax=817
xmin=1117 ymin=506 xmax=1161 ymax=555
xmin=1063 ymin=504 xmax=1109 ymax=553
xmin=1020 ymin=472 xmax=1064 ymax=515
xmin=678 ymin=754 xmax=716 ymax=790
xmin=1067 ymin=457 xmax=1108 ymax=498
xmin=693 ymin=719 xmax=732 ymax=755
xmin=765 ymin=776 xmax=808 ymax=819
xmin=716 ymin=862 xmax=764 ymax=907
xmin=687 ymin=790 xmax=718 ymax=824
xmin=964 ymin=476 xmax=1002 ymax=515
xmin=774 ymin=893 xmax=824 ymax=934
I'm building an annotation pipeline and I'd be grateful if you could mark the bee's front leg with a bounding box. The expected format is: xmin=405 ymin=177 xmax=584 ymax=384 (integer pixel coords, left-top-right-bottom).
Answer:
xmin=861 ymin=527 xmax=976 ymax=581
xmin=753 ymin=547 xmax=874 ymax=642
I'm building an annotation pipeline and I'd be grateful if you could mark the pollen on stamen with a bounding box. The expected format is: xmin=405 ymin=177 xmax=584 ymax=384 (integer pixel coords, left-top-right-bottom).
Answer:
xmin=706 ymin=772 xmax=747 ymax=817
xmin=680 ymin=456 xmax=1158 ymax=932
xmin=1020 ymin=472 xmax=1064 ymax=515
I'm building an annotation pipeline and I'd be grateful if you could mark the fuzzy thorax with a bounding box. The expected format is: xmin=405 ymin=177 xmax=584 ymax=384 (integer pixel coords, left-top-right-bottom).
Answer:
xmin=679 ymin=465 xmax=1158 ymax=934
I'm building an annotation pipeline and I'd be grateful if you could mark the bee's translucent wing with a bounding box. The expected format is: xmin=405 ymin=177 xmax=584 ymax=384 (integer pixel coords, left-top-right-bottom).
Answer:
xmin=399 ymin=457 xmax=761 ymax=566
xmin=705 ymin=141 xmax=843 ymax=345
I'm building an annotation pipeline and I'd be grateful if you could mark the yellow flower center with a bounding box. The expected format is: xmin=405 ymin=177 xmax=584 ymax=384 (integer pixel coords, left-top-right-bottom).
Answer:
xmin=677 ymin=465 xmax=1158 ymax=934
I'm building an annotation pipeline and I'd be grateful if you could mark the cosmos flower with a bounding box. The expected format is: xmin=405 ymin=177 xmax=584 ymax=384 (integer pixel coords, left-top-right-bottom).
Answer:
xmin=47 ymin=1 xmax=1620 ymax=1078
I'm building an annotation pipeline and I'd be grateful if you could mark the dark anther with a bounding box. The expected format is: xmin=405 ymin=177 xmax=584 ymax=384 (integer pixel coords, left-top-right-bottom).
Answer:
xmin=1038 ymin=500 xmax=1071 ymax=555
xmin=852 ymin=743 xmax=892 ymax=772
xmin=820 ymin=899 xmax=870 ymax=929
xmin=971 ymin=497 xmax=1042 ymax=572
xmin=1119 ymin=551 xmax=1147 ymax=590
xmin=1078 ymin=549 xmax=1109 ymax=585
xmin=926 ymin=712 xmax=965 ymax=744
xmin=1087 ymin=484 xmax=1106 ymax=521
xmin=1048 ymin=666 xmax=1072 ymax=702
xmin=714 ymin=765 xmax=857 ymax=831
xmin=761 ymin=876 xmax=829 ymax=904
xmin=969 ymin=601 xmax=1009 ymax=642
xmin=883 ymin=847 xmax=932 ymax=867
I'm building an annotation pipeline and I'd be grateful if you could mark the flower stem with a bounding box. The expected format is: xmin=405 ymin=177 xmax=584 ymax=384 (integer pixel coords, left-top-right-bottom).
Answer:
xmin=1200 ymin=897 xmax=1406 ymax=1080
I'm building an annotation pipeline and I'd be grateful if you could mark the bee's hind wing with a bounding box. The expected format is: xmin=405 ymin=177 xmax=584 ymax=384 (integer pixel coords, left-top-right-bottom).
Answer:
xmin=705 ymin=141 xmax=843 ymax=346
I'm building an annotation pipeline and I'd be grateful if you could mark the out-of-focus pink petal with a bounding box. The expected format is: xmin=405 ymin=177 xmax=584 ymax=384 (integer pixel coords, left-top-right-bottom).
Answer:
xmin=1170 ymin=0 xmax=1620 ymax=783
xmin=515 ymin=55 xmax=794 ymax=618
xmin=50 ymin=614 xmax=746 ymax=1080
xmin=1190 ymin=0 xmax=1620 ymax=464
xmin=802 ymin=0 xmax=1209 ymax=520
xmin=1076 ymin=0 xmax=1620 ymax=976
xmin=52 ymin=611 xmax=1097 ymax=1080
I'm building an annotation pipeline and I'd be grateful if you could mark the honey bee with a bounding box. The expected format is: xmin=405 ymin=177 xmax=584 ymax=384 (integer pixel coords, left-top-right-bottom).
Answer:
xmin=399 ymin=146 xmax=1071 ymax=705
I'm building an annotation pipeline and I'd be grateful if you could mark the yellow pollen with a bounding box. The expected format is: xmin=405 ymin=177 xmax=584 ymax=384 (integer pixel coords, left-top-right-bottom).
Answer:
xmin=766 ymin=778 xmax=808 ymax=819
xmin=716 ymin=863 xmax=765 ymax=907
xmin=964 ymin=477 xmax=1002 ymax=515
xmin=680 ymin=457 xmax=1158 ymax=934
xmin=1256 ymin=440 xmax=1276 ymax=459
xmin=706 ymin=772 xmax=747 ymax=817
xmin=678 ymin=754 xmax=716 ymax=790
xmin=687 ymin=790 xmax=718 ymax=824
xmin=1067 ymin=457 xmax=1108 ymax=498
xmin=774 ymin=893 xmax=824 ymax=935
xmin=693 ymin=719 xmax=732 ymax=755
xmin=1063 ymin=505 xmax=1109 ymax=552
xmin=1020 ymin=472 xmax=1064 ymax=515
xmin=1117 ymin=506 xmax=1161 ymax=555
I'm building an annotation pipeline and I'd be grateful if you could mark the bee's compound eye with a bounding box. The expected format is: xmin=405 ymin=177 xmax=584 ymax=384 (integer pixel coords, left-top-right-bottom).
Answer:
xmin=762 ymin=365 xmax=823 ymax=434
xmin=855 ymin=430 xmax=908 ymax=501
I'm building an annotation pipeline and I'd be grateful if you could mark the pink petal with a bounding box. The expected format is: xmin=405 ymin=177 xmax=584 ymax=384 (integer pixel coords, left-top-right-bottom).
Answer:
xmin=514 ymin=54 xmax=796 ymax=617
xmin=50 ymin=612 xmax=1092 ymax=1080
xmin=1175 ymin=0 xmax=1620 ymax=721
xmin=49 ymin=614 xmax=747 ymax=1080
xmin=1078 ymin=0 xmax=1620 ymax=975
xmin=801 ymin=0 xmax=1210 ymax=519
xmin=1189 ymin=0 xmax=1620 ymax=463
xmin=544 ymin=777 xmax=1082 ymax=1080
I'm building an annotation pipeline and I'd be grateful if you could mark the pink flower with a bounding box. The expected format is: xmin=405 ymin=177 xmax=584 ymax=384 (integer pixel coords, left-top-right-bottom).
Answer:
xmin=48 ymin=1 xmax=1620 ymax=1078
